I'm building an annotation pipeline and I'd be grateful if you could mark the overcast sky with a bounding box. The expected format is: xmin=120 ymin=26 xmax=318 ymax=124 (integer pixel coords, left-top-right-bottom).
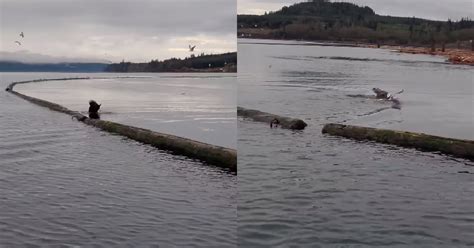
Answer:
xmin=238 ymin=0 xmax=474 ymax=21
xmin=0 ymin=0 xmax=236 ymax=63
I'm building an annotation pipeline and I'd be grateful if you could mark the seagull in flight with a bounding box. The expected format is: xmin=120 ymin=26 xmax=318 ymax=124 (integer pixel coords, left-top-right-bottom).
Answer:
xmin=14 ymin=41 xmax=21 ymax=46
xmin=20 ymin=32 xmax=24 ymax=38
xmin=189 ymin=45 xmax=196 ymax=52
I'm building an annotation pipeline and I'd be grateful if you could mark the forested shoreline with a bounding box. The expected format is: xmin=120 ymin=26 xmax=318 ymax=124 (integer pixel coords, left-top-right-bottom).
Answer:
xmin=238 ymin=0 xmax=474 ymax=47
xmin=105 ymin=52 xmax=237 ymax=73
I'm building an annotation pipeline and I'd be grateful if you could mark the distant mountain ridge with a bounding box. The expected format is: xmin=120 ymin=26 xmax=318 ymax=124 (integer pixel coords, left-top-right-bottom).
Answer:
xmin=0 ymin=50 xmax=110 ymax=64
xmin=0 ymin=62 xmax=109 ymax=72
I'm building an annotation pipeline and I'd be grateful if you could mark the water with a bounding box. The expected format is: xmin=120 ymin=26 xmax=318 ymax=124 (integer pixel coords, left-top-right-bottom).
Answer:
xmin=238 ymin=39 xmax=474 ymax=247
xmin=12 ymin=73 xmax=237 ymax=149
xmin=0 ymin=72 xmax=236 ymax=247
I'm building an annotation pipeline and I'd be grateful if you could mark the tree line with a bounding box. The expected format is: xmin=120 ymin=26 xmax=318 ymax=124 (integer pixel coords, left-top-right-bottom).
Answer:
xmin=238 ymin=0 xmax=474 ymax=46
xmin=105 ymin=52 xmax=237 ymax=72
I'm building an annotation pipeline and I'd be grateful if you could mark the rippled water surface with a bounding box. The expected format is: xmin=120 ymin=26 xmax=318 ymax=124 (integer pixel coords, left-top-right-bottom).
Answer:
xmin=13 ymin=73 xmax=236 ymax=149
xmin=238 ymin=39 xmax=474 ymax=247
xmin=0 ymin=72 xmax=236 ymax=247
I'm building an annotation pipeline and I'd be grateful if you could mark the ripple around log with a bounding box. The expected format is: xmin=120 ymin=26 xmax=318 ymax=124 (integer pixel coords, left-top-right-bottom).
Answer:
xmin=7 ymin=78 xmax=236 ymax=173
xmin=322 ymin=123 xmax=474 ymax=160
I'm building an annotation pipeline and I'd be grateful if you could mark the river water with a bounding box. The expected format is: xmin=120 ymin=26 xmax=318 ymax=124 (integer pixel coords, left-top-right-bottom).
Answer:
xmin=12 ymin=73 xmax=237 ymax=149
xmin=238 ymin=39 xmax=474 ymax=247
xmin=0 ymin=72 xmax=236 ymax=247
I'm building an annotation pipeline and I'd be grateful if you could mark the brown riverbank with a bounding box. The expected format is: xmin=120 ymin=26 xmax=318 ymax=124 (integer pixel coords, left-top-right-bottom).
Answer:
xmin=389 ymin=47 xmax=474 ymax=65
xmin=357 ymin=43 xmax=474 ymax=65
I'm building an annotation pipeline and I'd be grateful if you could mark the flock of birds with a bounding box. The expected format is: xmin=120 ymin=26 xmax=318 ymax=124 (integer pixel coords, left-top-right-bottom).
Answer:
xmin=14 ymin=32 xmax=24 ymax=46
xmin=15 ymin=31 xmax=196 ymax=51
xmin=13 ymin=33 xmax=202 ymax=65
xmin=14 ymin=31 xmax=196 ymax=53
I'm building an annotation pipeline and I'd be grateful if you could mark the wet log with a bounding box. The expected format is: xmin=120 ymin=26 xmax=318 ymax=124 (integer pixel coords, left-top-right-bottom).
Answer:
xmin=6 ymin=77 xmax=91 ymax=90
xmin=237 ymin=106 xmax=307 ymax=130
xmin=85 ymin=119 xmax=237 ymax=172
xmin=322 ymin=123 xmax=474 ymax=160
xmin=8 ymin=79 xmax=236 ymax=172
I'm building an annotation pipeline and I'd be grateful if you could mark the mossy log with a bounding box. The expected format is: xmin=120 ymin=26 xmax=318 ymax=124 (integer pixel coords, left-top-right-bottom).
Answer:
xmin=85 ymin=119 xmax=237 ymax=172
xmin=8 ymin=79 xmax=236 ymax=172
xmin=322 ymin=123 xmax=474 ymax=160
xmin=237 ymin=106 xmax=307 ymax=130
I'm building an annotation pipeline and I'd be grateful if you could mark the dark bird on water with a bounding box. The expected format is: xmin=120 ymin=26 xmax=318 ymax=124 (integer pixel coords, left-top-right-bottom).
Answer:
xmin=270 ymin=118 xmax=280 ymax=128
xmin=189 ymin=45 xmax=196 ymax=52
xmin=372 ymin=88 xmax=404 ymax=109
xmin=14 ymin=41 xmax=21 ymax=46
xmin=88 ymin=100 xmax=101 ymax=119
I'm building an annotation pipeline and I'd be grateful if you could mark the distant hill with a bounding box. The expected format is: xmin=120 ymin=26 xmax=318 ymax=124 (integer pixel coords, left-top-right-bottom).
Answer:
xmin=105 ymin=52 xmax=237 ymax=73
xmin=238 ymin=0 xmax=474 ymax=46
xmin=0 ymin=61 xmax=109 ymax=72
xmin=273 ymin=0 xmax=375 ymax=18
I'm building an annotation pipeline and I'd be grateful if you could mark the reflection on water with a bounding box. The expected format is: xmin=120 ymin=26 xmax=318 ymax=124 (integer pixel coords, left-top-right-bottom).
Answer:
xmin=238 ymin=39 xmax=474 ymax=247
xmin=0 ymin=72 xmax=236 ymax=247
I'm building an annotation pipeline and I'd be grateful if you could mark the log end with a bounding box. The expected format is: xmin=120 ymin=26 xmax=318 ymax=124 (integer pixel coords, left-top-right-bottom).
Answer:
xmin=289 ymin=119 xmax=308 ymax=130
xmin=322 ymin=123 xmax=345 ymax=133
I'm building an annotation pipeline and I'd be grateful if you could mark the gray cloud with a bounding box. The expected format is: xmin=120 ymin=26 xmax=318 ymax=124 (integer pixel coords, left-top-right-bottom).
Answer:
xmin=1 ymin=0 xmax=236 ymax=62
xmin=238 ymin=0 xmax=474 ymax=21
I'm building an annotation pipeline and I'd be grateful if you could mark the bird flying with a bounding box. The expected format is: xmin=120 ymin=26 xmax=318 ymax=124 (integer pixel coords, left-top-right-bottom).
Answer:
xmin=14 ymin=41 xmax=21 ymax=46
xmin=189 ymin=45 xmax=196 ymax=52
xmin=20 ymin=32 xmax=24 ymax=38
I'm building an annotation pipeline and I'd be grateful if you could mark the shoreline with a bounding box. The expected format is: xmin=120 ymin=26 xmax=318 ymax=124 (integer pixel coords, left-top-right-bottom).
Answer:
xmin=384 ymin=46 xmax=474 ymax=65
xmin=238 ymin=37 xmax=474 ymax=65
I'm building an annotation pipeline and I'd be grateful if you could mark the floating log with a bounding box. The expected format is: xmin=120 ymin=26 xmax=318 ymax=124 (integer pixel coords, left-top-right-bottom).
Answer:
xmin=7 ymin=79 xmax=236 ymax=172
xmin=322 ymin=123 xmax=474 ymax=160
xmin=237 ymin=106 xmax=307 ymax=130
xmin=6 ymin=77 xmax=91 ymax=90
